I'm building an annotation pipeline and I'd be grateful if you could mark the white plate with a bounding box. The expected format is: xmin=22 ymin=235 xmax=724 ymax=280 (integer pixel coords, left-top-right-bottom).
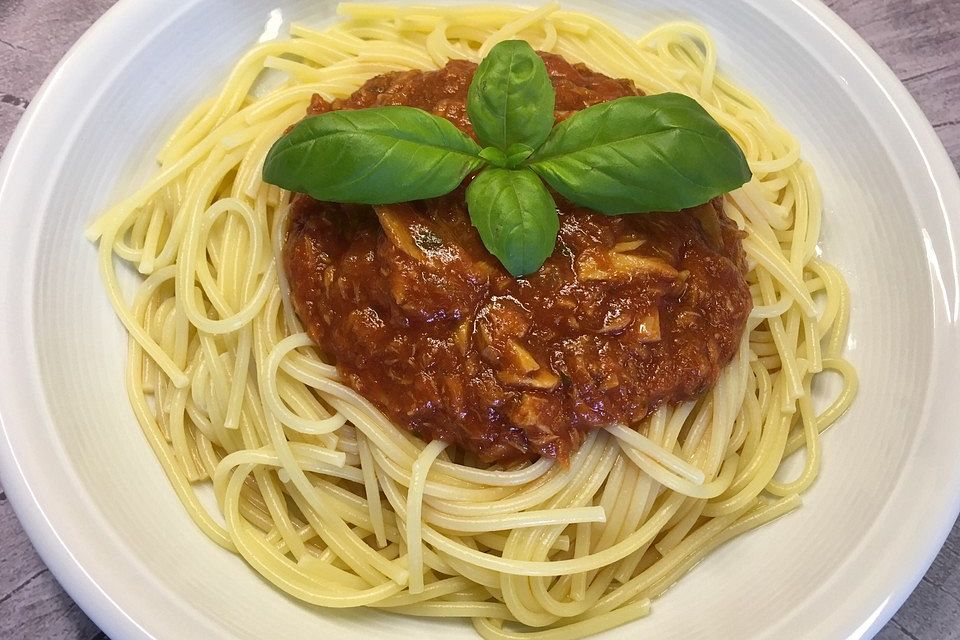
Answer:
xmin=1 ymin=1 xmax=958 ymax=638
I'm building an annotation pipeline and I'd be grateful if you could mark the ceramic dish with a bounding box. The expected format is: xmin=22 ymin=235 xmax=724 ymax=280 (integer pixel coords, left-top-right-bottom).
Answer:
xmin=1 ymin=0 xmax=959 ymax=638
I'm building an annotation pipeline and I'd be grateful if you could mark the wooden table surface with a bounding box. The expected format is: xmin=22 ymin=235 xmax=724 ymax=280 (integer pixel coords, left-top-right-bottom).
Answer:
xmin=1 ymin=1 xmax=959 ymax=638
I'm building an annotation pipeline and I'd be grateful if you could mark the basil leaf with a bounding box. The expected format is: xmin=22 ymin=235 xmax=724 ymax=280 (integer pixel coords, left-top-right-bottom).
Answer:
xmin=528 ymin=93 xmax=752 ymax=214
xmin=481 ymin=144 xmax=534 ymax=169
xmin=504 ymin=143 xmax=534 ymax=168
xmin=466 ymin=167 xmax=558 ymax=277
xmin=479 ymin=146 xmax=509 ymax=168
xmin=467 ymin=40 xmax=555 ymax=152
xmin=263 ymin=106 xmax=484 ymax=204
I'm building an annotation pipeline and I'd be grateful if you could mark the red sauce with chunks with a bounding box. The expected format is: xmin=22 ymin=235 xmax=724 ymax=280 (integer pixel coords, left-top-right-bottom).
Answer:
xmin=284 ymin=54 xmax=752 ymax=463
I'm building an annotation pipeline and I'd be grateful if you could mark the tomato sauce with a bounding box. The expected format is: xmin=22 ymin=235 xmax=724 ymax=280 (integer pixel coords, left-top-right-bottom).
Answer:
xmin=284 ymin=54 xmax=752 ymax=462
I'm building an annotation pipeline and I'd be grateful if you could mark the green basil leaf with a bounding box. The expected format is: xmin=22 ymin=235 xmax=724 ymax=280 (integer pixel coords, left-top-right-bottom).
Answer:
xmin=504 ymin=143 xmax=534 ymax=168
xmin=479 ymin=146 xmax=509 ymax=168
xmin=467 ymin=40 xmax=555 ymax=152
xmin=528 ymin=93 xmax=752 ymax=214
xmin=482 ymin=144 xmax=534 ymax=169
xmin=466 ymin=167 xmax=558 ymax=277
xmin=263 ymin=106 xmax=484 ymax=204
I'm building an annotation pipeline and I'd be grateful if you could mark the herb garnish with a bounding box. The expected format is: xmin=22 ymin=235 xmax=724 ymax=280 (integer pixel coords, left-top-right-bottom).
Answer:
xmin=263 ymin=40 xmax=751 ymax=276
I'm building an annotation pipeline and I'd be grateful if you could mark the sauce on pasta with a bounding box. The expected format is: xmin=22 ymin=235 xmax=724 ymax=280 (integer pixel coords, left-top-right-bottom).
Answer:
xmin=285 ymin=54 xmax=752 ymax=463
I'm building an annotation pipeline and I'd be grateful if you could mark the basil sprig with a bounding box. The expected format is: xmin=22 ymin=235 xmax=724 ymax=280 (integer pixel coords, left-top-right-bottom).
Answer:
xmin=263 ymin=40 xmax=751 ymax=276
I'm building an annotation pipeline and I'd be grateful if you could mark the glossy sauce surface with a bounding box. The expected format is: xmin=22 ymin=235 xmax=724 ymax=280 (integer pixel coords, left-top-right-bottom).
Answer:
xmin=285 ymin=54 xmax=752 ymax=462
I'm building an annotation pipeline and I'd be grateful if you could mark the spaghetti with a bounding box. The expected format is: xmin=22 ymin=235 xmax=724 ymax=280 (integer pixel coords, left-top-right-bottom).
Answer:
xmin=88 ymin=4 xmax=858 ymax=638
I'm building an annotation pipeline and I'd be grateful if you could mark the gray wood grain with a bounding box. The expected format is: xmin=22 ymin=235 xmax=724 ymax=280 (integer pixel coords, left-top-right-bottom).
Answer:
xmin=0 ymin=1 xmax=958 ymax=638
xmin=825 ymin=0 xmax=960 ymax=165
